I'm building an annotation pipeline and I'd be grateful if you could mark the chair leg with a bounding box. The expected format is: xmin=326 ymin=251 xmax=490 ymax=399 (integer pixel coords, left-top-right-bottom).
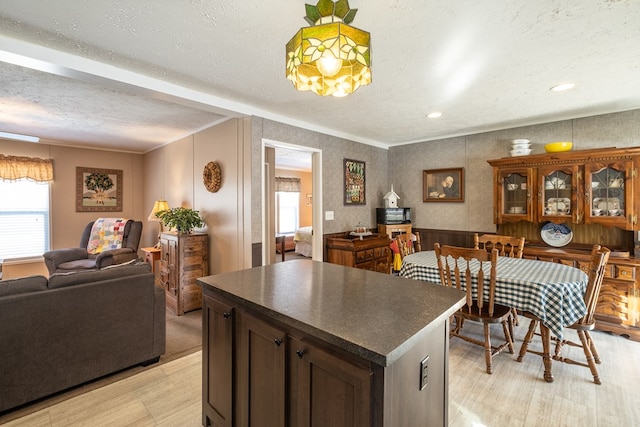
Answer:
xmin=585 ymin=331 xmax=601 ymax=364
xmin=501 ymin=319 xmax=514 ymax=354
xmin=484 ymin=323 xmax=493 ymax=374
xmin=517 ymin=319 xmax=538 ymax=362
xmin=577 ymin=330 xmax=602 ymax=385
xmin=540 ymin=324 xmax=554 ymax=383
xmin=511 ymin=307 xmax=519 ymax=327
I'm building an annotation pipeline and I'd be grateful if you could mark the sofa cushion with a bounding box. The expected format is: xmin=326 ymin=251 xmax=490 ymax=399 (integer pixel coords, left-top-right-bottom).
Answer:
xmin=58 ymin=258 xmax=98 ymax=271
xmin=48 ymin=262 xmax=151 ymax=289
xmin=0 ymin=275 xmax=48 ymax=296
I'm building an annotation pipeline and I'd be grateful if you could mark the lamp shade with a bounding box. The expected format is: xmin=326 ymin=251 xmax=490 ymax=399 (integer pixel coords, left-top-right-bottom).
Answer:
xmin=148 ymin=200 xmax=170 ymax=221
xmin=286 ymin=0 xmax=371 ymax=97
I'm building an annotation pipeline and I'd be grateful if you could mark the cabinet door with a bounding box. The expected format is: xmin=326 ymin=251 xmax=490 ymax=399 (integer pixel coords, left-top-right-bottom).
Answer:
xmin=202 ymin=295 xmax=234 ymax=427
xmin=288 ymin=337 xmax=371 ymax=427
xmin=236 ymin=312 xmax=286 ymax=427
xmin=495 ymin=168 xmax=535 ymax=223
xmin=585 ymin=160 xmax=635 ymax=229
xmin=539 ymin=165 xmax=582 ymax=223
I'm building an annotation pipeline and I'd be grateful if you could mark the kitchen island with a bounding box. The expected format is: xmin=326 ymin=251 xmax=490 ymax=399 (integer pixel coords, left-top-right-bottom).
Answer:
xmin=197 ymin=259 xmax=465 ymax=427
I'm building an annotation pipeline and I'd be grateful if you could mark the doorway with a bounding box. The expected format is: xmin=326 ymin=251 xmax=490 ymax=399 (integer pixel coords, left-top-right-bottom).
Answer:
xmin=262 ymin=139 xmax=322 ymax=265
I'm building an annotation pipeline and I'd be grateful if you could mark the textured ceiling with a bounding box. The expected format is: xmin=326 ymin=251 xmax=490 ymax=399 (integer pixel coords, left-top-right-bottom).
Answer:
xmin=0 ymin=0 xmax=639 ymax=154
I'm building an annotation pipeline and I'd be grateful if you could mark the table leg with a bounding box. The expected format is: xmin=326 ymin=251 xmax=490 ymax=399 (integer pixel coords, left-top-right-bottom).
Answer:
xmin=540 ymin=324 xmax=554 ymax=383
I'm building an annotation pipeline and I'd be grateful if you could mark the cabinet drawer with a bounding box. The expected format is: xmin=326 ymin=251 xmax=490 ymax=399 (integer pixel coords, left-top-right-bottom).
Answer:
xmin=356 ymin=260 xmax=375 ymax=271
xmin=355 ymin=249 xmax=375 ymax=262
xmin=596 ymin=281 xmax=632 ymax=324
xmin=614 ymin=265 xmax=635 ymax=281
xmin=373 ymin=246 xmax=390 ymax=258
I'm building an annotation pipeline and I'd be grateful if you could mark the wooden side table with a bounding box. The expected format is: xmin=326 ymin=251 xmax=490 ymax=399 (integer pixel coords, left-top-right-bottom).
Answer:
xmin=140 ymin=246 xmax=161 ymax=273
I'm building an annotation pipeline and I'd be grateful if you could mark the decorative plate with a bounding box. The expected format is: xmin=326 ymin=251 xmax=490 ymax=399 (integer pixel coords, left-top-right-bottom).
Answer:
xmin=203 ymin=161 xmax=221 ymax=193
xmin=593 ymin=197 xmax=620 ymax=211
xmin=540 ymin=222 xmax=573 ymax=247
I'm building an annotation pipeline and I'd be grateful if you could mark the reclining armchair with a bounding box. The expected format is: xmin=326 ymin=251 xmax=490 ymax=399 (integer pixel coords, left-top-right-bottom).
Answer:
xmin=44 ymin=219 xmax=143 ymax=275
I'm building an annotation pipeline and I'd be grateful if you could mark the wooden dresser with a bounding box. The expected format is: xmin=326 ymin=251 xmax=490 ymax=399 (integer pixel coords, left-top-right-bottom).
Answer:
xmin=160 ymin=231 xmax=209 ymax=315
xmin=326 ymin=233 xmax=391 ymax=273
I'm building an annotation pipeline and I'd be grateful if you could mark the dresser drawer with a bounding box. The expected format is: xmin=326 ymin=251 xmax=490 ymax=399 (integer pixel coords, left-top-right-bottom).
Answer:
xmin=356 ymin=249 xmax=375 ymax=263
xmin=614 ymin=265 xmax=635 ymax=281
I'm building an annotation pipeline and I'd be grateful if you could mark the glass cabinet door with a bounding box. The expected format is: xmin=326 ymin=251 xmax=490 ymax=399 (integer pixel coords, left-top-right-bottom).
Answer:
xmin=540 ymin=166 xmax=578 ymax=222
xmin=586 ymin=160 xmax=634 ymax=229
xmin=498 ymin=168 xmax=533 ymax=223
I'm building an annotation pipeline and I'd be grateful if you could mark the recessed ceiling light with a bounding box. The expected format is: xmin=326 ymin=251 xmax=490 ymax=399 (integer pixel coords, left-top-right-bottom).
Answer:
xmin=550 ymin=83 xmax=575 ymax=92
xmin=427 ymin=112 xmax=442 ymax=119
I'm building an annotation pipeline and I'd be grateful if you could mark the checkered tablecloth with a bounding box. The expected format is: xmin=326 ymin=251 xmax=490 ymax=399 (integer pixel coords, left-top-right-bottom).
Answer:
xmin=398 ymin=251 xmax=589 ymax=339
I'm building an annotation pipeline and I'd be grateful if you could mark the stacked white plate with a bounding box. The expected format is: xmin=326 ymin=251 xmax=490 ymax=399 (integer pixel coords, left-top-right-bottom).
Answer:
xmin=510 ymin=139 xmax=532 ymax=156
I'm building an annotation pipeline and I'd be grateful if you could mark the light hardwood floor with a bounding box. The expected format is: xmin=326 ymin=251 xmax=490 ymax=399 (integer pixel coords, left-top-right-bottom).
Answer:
xmin=3 ymin=319 xmax=639 ymax=427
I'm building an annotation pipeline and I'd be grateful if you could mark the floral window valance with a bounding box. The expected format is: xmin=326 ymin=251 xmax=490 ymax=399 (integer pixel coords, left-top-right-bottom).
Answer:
xmin=0 ymin=155 xmax=54 ymax=182
xmin=275 ymin=177 xmax=301 ymax=192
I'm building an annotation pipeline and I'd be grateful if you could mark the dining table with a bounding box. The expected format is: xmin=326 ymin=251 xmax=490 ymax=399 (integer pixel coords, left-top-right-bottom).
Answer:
xmin=399 ymin=250 xmax=590 ymax=382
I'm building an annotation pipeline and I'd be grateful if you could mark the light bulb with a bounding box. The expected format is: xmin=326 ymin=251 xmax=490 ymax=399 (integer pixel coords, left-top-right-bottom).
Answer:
xmin=316 ymin=55 xmax=343 ymax=77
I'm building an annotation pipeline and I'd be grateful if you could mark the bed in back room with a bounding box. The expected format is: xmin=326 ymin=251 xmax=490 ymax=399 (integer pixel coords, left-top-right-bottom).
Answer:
xmin=293 ymin=226 xmax=312 ymax=257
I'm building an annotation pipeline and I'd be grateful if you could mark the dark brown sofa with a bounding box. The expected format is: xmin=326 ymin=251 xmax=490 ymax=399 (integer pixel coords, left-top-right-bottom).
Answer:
xmin=0 ymin=262 xmax=165 ymax=413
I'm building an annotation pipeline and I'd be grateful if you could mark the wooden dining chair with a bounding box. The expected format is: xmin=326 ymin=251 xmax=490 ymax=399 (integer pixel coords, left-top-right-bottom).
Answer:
xmin=473 ymin=233 xmax=525 ymax=258
xmin=434 ymin=243 xmax=514 ymax=374
xmin=396 ymin=232 xmax=421 ymax=260
xmin=517 ymin=245 xmax=610 ymax=384
xmin=474 ymin=233 xmax=525 ymax=325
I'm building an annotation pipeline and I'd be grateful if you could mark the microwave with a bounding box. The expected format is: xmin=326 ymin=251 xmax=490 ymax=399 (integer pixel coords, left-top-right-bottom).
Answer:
xmin=376 ymin=207 xmax=411 ymax=225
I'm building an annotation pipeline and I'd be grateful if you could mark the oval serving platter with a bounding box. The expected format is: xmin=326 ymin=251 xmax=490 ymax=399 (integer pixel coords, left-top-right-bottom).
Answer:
xmin=540 ymin=222 xmax=573 ymax=247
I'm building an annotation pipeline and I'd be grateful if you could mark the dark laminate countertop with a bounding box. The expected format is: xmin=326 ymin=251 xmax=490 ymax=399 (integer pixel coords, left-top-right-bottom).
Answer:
xmin=197 ymin=260 xmax=465 ymax=366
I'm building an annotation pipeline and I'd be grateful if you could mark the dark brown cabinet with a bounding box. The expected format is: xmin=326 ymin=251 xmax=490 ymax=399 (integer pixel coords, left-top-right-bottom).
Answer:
xmin=160 ymin=232 xmax=208 ymax=315
xmin=199 ymin=261 xmax=464 ymax=427
xmin=202 ymin=295 xmax=372 ymax=427
xmin=288 ymin=336 xmax=371 ymax=427
xmin=236 ymin=312 xmax=287 ymax=426
xmin=202 ymin=296 xmax=233 ymax=427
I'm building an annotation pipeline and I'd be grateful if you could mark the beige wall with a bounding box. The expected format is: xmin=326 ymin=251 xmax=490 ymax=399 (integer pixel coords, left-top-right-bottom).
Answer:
xmin=0 ymin=140 xmax=144 ymax=250
xmin=142 ymin=118 xmax=252 ymax=275
xmin=275 ymin=168 xmax=312 ymax=228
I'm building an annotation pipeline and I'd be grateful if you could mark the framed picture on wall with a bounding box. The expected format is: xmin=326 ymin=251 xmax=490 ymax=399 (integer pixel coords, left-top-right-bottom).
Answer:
xmin=344 ymin=158 xmax=366 ymax=205
xmin=76 ymin=167 xmax=123 ymax=212
xmin=423 ymin=167 xmax=464 ymax=202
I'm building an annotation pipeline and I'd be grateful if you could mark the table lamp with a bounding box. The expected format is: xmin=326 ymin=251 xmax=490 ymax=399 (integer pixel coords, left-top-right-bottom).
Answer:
xmin=148 ymin=200 xmax=169 ymax=248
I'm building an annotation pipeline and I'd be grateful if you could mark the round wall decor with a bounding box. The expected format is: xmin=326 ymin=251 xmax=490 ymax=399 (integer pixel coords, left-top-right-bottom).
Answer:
xmin=203 ymin=161 xmax=222 ymax=193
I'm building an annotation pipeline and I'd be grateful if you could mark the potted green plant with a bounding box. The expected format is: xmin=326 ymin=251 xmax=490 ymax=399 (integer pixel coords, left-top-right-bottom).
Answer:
xmin=156 ymin=207 xmax=205 ymax=234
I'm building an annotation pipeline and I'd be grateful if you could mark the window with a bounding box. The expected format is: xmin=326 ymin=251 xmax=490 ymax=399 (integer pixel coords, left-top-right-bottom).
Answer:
xmin=276 ymin=191 xmax=299 ymax=234
xmin=0 ymin=180 xmax=50 ymax=259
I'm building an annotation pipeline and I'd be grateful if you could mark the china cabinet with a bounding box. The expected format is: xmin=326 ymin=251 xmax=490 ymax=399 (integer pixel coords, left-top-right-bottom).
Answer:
xmin=488 ymin=147 xmax=639 ymax=230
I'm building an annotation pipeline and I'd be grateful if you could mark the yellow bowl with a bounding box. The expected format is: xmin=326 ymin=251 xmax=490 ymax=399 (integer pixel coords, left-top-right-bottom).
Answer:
xmin=545 ymin=142 xmax=573 ymax=153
